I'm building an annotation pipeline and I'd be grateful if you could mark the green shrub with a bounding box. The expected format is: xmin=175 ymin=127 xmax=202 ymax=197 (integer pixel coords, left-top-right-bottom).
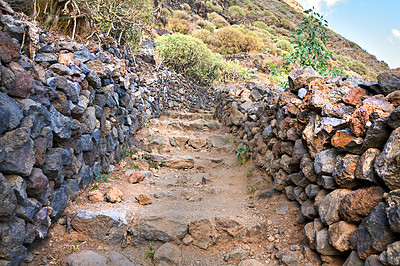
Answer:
xmin=253 ymin=21 xmax=268 ymax=30
xmin=213 ymin=4 xmax=223 ymax=12
xmin=205 ymin=26 xmax=215 ymax=32
xmin=241 ymin=0 xmax=261 ymax=11
xmin=168 ymin=18 xmax=190 ymax=34
xmin=162 ymin=8 xmax=171 ymax=16
xmin=278 ymin=7 xmax=287 ymax=15
xmin=192 ymin=29 xmax=211 ymax=44
xmin=221 ymin=60 xmax=251 ymax=81
xmin=206 ymin=1 xmax=214 ymax=9
xmin=228 ymin=6 xmax=246 ymax=16
xmin=269 ymin=15 xmax=279 ymax=23
xmin=266 ymin=26 xmax=276 ymax=35
xmin=173 ymin=10 xmax=190 ymax=20
xmin=280 ymin=18 xmax=296 ymax=31
xmin=228 ymin=0 xmax=238 ymax=6
xmin=183 ymin=3 xmax=191 ymax=11
xmin=265 ymin=61 xmax=278 ymax=72
xmin=207 ymin=12 xmax=221 ymax=20
xmin=262 ymin=10 xmax=272 ymax=16
xmin=196 ymin=19 xmax=213 ymax=28
xmin=247 ymin=10 xmax=258 ymax=17
xmin=156 ymin=34 xmax=224 ymax=85
xmin=349 ymin=60 xmax=368 ymax=75
xmin=214 ymin=26 xmax=244 ymax=54
xmin=276 ymin=40 xmax=293 ymax=53
xmin=367 ymin=70 xmax=377 ymax=80
xmin=335 ymin=54 xmax=351 ymax=68
xmin=276 ymin=28 xmax=290 ymax=36
xmin=214 ymin=26 xmax=261 ymax=54
xmin=212 ymin=17 xmax=230 ymax=27
xmin=214 ymin=22 xmax=224 ymax=28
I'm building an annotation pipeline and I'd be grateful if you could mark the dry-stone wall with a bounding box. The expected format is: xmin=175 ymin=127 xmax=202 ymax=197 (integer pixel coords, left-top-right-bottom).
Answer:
xmin=0 ymin=15 xmax=218 ymax=265
xmin=217 ymin=66 xmax=400 ymax=264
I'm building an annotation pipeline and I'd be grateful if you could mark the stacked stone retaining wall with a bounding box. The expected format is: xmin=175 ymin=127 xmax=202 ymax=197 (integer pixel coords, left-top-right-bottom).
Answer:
xmin=217 ymin=66 xmax=400 ymax=265
xmin=0 ymin=15 xmax=218 ymax=265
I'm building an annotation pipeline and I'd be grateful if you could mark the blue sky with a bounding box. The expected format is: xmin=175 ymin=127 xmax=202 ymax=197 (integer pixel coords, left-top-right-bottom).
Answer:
xmin=296 ymin=0 xmax=400 ymax=69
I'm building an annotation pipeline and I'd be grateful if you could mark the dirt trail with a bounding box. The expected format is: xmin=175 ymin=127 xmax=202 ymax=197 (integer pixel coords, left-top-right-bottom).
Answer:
xmin=27 ymin=110 xmax=318 ymax=266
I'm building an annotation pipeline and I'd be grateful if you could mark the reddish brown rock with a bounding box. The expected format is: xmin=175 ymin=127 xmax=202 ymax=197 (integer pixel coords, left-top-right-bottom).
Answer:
xmin=328 ymin=221 xmax=357 ymax=252
xmin=302 ymin=113 xmax=330 ymax=157
xmin=26 ymin=168 xmax=48 ymax=198
xmin=88 ymin=190 xmax=104 ymax=202
xmin=8 ymin=62 xmax=34 ymax=98
xmin=339 ymin=187 xmax=384 ymax=223
xmin=333 ymin=154 xmax=359 ymax=189
xmin=308 ymin=90 xmax=331 ymax=110
xmin=349 ymin=107 xmax=369 ymax=137
xmin=136 ymin=194 xmax=152 ymax=205
xmin=34 ymin=137 xmax=47 ymax=167
xmin=126 ymin=172 xmax=144 ymax=184
xmin=350 ymin=95 xmax=394 ymax=137
xmin=362 ymin=95 xmax=394 ymax=116
xmin=331 ymin=129 xmax=363 ymax=154
xmin=386 ymin=90 xmax=400 ymax=107
xmin=342 ymin=87 xmax=368 ymax=106
xmin=0 ymin=32 xmax=21 ymax=64
xmin=52 ymin=91 xmax=71 ymax=116
xmin=106 ymin=187 xmax=123 ymax=203
xmin=58 ymin=53 xmax=80 ymax=66
xmin=322 ymin=103 xmax=355 ymax=119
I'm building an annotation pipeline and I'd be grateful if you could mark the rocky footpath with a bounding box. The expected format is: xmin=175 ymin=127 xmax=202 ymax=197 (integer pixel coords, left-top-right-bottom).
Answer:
xmin=217 ymin=66 xmax=400 ymax=264
xmin=0 ymin=14 xmax=218 ymax=265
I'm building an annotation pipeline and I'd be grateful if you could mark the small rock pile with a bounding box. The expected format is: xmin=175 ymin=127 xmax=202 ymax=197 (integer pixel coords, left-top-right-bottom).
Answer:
xmin=0 ymin=14 xmax=218 ymax=265
xmin=217 ymin=66 xmax=400 ymax=265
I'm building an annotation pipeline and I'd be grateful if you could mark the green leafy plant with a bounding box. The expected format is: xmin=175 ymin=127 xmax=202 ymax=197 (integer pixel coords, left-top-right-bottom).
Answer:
xmin=155 ymin=33 xmax=224 ymax=85
xmin=253 ymin=21 xmax=268 ymax=30
xmin=69 ymin=241 xmax=79 ymax=253
xmin=236 ymin=145 xmax=254 ymax=166
xmin=247 ymin=185 xmax=257 ymax=194
xmin=173 ymin=10 xmax=190 ymax=20
xmin=221 ymin=60 xmax=252 ymax=82
xmin=192 ymin=29 xmax=212 ymax=44
xmin=228 ymin=6 xmax=246 ymax=17
xmin=144 ymin=242 xmax=156 ymax=261
xmin=168 ymin=18 xmax=191 ymax=34
xmin=276 ymin=39 xmax=294 ymax=53
xmin=283 ymin=8 xmax=339 ymax=75
xmin=348 ymin=60 xmax=368 ymax=75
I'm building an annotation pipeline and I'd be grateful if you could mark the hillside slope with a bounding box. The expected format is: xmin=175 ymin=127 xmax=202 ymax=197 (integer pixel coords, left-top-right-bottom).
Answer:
xmin=159 ymin=0 xmax=389 ymax=80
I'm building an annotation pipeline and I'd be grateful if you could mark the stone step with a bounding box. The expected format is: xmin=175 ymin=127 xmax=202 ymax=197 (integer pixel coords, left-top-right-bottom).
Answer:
xmin=163 ymin=110 xmax=215 ymax=121
xmin=69 ymin=208 xmax=268 ymax=250
xmin=147 ymin=134 xmax=230 ymax=151
xmin=156 ymin=119 xmax=220 ymax=132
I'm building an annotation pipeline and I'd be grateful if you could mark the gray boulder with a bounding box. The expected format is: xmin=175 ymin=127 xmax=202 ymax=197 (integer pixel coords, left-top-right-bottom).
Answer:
xmin=350 ymin=202 xmax=397 ymax=259
xmin=154 ymin=243 xmax=182 ymax=266
xmin=71 ymin=209 xmax=128 ymax=245
xmin=375 ymin=127 xmax=400 ymax=190
xmin=0 ymin=127 xmax=34 ymax=176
